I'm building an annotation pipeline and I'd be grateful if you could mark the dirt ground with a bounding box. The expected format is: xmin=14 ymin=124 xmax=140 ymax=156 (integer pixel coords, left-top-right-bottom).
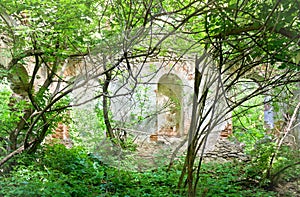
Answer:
xmin=275 ymin=179 xmax=300 ymax=197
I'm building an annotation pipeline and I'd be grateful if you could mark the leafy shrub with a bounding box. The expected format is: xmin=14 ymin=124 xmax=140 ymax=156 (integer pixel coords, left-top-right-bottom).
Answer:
xmin=232 ymin=95 xmax=300 ymax=188
xmin=0 ymin=144 xmax=282 ymax=197
xmin=104 ymin=166 xmax=183 ymax=197
xmin=232 ymin=95 xmax=265 ymax=152
xmin=0 ymin=145 xmax=181 ymax=197
xmin=197 ymin=162 xmax=277 ymax=197
xmin=0 ymin=144 xmax=106 ymax=197
xmin=0 ymin=83 xmax=27 ymax=158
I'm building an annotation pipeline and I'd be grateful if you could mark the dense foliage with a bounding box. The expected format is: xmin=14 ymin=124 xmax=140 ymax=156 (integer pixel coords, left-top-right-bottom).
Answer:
xmin=0 ymin=0 xmax=299 ymax=196
xmin=0 ymin=144 xmax=284 ymax=197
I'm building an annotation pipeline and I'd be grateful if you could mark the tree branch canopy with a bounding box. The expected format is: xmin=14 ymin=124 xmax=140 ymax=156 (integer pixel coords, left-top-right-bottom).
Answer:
xmin=219 ymin=24 xmax=300 ymax=45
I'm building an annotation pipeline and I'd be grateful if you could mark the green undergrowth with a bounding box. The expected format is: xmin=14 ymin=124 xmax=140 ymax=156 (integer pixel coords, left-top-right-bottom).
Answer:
xmin=0 ymin=144 xmax=279 ymax=197
xmin=197 ymin=161 xmax=276 ymax=196
xmin=0 ymin=144 xmax=181 ymax=197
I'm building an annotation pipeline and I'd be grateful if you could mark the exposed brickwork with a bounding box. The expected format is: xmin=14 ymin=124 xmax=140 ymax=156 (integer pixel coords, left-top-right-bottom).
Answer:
xmin=220 ymin=123 xmax=232 ymax=138
xmin=49 ymin=123 xmax=73 ymax=148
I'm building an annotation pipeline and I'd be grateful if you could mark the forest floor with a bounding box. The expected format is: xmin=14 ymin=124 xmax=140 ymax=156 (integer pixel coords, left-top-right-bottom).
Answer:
xmin=275 ymin=179 xmax=300 ymax=197
xmin=97 ymin=135 xmax=299 ymax=196
xmin=132 ymin=136 xmax=300 ymax=197
xmin=130 ymin=135 xmax=187 ymax=171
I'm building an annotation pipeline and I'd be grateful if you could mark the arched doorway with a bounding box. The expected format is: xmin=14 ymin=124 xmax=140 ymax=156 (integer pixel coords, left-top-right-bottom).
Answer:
xmin=157 ymin=74 xmax=183 ymax=136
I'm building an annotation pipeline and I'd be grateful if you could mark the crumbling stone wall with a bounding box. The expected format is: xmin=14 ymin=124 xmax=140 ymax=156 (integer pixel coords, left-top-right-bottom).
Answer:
xmin=203 ymin=137 xmax=248 ymax=162
xmin=204 ymin=125 xmax=248 ymax=162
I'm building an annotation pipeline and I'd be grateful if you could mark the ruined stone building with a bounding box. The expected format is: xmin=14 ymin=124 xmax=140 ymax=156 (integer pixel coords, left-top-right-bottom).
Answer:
xmin=1 ymin=31 xmax=230 ymax=150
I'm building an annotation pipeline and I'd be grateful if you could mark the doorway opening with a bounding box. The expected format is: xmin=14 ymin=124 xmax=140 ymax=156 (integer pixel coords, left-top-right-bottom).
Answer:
xmin=157 ymin=74 xmax=183 ymax=136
